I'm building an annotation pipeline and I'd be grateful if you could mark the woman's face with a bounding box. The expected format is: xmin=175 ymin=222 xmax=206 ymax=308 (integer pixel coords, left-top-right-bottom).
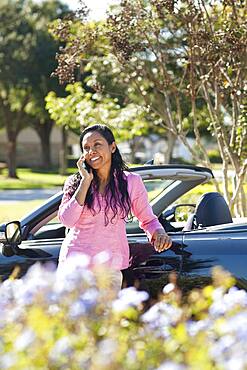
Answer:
xmin=82 ymin=131 xmax=116 ymax=171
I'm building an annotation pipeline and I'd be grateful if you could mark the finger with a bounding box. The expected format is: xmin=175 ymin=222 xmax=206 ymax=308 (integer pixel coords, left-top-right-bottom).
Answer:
xmin=77 ymin=157 xmax=88 ymax=175
xmin=163 ymin=239 xmax=172 ymax=250
xmin=77 ymin=157 xmax=83 ymax=167
xmin=162 ymin=237 xmax=172 ymax=249
xmin=157 ymin=237 xmax=172 ymax=252
xmin=154 ymin=236 xmax=162 ymax=250
xmin=154 ymin=234 xmax=167 ymax=247
xmin=156 ymin=242 xmax=165 ymax=252
xmin=78 ymin=155 xmax=85 ymax=164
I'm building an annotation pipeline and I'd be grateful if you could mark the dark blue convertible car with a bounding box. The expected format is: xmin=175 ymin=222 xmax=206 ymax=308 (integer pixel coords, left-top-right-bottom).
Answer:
xmin=0 ymin=164 xmax=246 ymax=296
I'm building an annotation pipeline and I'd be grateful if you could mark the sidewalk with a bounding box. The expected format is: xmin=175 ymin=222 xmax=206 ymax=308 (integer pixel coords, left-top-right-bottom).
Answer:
xmin=212 ymin=169 xmax=235 ymax=180
xmin=0 ymin=188 xmax=61 ymax=202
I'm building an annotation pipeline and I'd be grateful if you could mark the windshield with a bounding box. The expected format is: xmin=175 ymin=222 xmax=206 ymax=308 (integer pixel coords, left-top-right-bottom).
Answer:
xmin=126 ymin=178 xmax=176 ymax=233
xmin=144 ymin=178 xmax=175 ymax=202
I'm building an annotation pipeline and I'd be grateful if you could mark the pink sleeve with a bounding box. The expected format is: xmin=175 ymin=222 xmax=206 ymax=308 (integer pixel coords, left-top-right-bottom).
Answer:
xmin=58 ymin=175 xmax=84 ymax=228
xmin=129 ymin=174 xmax=163 ymax=242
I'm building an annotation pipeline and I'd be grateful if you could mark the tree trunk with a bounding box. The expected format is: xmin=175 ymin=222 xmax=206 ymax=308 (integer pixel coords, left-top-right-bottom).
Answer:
xmin=241 ymin=186 xmax=246 ymax=217
xmin=36 ymin=120 xmax=53 ymax=169
xmin=129 ymin=137 xmax=140 ymax=164
xmin=229 ymin=163 xmax=247 ymax=217
xmin=6 ymin=139 xmax=18 ymax=178
xmin=165 ymin=131 xmax=176 ymax=163
xmin=59 ymin=126 xmax=68 ymax=175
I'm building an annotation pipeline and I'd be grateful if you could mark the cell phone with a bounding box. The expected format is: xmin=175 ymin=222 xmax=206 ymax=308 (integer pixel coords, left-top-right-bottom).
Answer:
xmin=82 ymin=160 xmax=92 ymax=173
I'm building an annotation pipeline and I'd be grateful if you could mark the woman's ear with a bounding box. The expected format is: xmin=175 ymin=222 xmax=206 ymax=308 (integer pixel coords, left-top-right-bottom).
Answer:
xmin=111 ymin=142 xmax=116 ymax=153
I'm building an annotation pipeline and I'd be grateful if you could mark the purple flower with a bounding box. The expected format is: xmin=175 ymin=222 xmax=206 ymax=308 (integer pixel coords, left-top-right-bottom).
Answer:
xmin=186 ymin=318 xmax=212 ymax=337
xmin=15 ymin=329 xmax=36 ymax=351
xmin=49 ymin=336 xmax=73 ymax=362
xmin=112 ymin=287 xmax=149 ymax=311
xmin=157 ymin=361 xmax=187 ymax=370
xmin=210 ymin=287 xmax=247 ymax=317
xmin=0 ymin=353 xmax=17 ymax=369
xmin=142 ymin=301 xmax=182 ymax=338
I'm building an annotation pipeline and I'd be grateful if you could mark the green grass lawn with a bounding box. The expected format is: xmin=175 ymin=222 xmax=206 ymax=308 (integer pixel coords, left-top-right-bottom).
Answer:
xmin=0 ymin=165 xmax=141 ymax=190
xmin=0 ymin=168 xmax=76 ymax=190
xmin=0 ymin=200 xmax=45 ymax=224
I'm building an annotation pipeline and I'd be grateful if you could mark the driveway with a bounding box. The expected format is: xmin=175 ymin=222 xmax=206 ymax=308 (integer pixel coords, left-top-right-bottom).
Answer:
xmin=0 ymin=188 xmax=61 ymax=202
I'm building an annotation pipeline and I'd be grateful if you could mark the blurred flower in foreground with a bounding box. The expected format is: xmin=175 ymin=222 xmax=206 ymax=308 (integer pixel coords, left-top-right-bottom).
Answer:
xmin=142 ymin=301 xmax=182 ymax=338
xmin=112 ymin=287 xmax=149 ymax=312
xmin=157 ymin=362 xmax=187 ymax=370
xmin=0 ymin=260 xmax=246 ymax=370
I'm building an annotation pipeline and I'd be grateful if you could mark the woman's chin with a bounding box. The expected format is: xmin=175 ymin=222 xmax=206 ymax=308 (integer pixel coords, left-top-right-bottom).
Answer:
xmin=90 ymin=163 xmax=102 ymax=171
xmin=89 ymin=159 xmax=101 ymax=168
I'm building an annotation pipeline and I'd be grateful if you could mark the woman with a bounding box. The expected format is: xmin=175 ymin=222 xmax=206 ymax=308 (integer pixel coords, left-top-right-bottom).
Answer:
xmin=58 ymin=124 xmax=172 ymax=289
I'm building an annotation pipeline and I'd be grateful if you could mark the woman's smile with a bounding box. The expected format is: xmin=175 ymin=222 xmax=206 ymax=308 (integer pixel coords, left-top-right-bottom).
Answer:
xmin=90 ymin=156 xmax=101 ymax=163
xmin=89 ymin=156 xmax=102 ymax=167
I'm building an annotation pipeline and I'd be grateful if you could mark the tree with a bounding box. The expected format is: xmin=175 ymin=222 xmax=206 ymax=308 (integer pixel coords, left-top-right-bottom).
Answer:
xmin=46 ymin=82 xmax=153 ymax=164
xmin=49 ymin=14 xmax=181 ymax=163
xmin=26 ymin=1 xmax=70 ymax=169
xmin=0 ymin=0 xmax=69 ymax=176
xmin=0 ymin=0 xmax=33 ymax=177
xmin=52 ymin=0 xmax=247 ymax=216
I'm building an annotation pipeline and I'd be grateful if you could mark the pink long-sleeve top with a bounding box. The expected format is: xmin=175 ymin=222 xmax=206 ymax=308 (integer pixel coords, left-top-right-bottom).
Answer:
xmin=58 ymin=171 xmax=163 ymax=270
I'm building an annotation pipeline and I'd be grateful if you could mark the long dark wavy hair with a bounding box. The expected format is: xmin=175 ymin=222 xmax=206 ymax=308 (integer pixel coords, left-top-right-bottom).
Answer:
xmin=67 ymin=124 xmax=132 ymax=225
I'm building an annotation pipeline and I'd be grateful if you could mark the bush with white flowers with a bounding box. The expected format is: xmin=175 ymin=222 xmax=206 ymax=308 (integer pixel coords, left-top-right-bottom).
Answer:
xmin=0 ymin=256 xmax=246 ymax=370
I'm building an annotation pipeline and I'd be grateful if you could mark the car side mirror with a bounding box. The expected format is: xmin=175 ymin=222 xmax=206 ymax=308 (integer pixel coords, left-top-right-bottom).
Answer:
xmin=163 ymin=204 xmax=196 ymax=222
xmin=5 ymin=221 xmax=22 ymax=245
xmin=174 ymin=204 xmax=196 ymax=222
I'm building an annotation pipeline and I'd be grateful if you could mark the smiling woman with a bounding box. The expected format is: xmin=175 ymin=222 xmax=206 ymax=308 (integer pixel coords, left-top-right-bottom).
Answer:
xmin=57 ymin=124 xmax=172 ymax=289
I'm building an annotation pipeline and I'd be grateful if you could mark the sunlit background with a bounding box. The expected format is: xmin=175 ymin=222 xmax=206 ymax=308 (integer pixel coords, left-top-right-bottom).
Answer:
xmin=35 ymin=0 xmax=120 ymax=18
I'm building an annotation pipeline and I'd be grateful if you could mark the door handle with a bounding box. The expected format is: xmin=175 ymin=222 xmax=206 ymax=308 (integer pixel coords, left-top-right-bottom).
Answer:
xmin=133 ymin=264 xmax=167 ymax=275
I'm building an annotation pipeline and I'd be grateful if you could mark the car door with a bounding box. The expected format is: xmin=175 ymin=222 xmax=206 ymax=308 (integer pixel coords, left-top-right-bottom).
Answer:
xmin=182 ymin=224 xmax=247 ymax=292
xmin=0 ymin=238 xmax=61 ymax=281
xmin=123 ymin=165 xmax=213 ymax=297
xmin=0 ymin=192 xmax=63 ymax=280
xmin=123 ymin=232 xmax=184 ymax=298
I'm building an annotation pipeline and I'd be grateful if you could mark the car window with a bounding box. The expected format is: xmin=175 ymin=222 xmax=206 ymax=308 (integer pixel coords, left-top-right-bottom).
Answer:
xmin=175 ymin=182 xmax=215 ymax=205
xmin=144 ymin=179 xmax=175 ymax=202
xmin=48 ymin=215 xmax=59 ymax=224
xmin=159 ymin=181 xmax=216 ymax=225
xmin=126 ymin=178 xmax=175 ymax=233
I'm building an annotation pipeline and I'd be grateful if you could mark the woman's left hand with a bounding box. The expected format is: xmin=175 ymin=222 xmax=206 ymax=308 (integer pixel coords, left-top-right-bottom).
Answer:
xmin=151 ymin=228 xmax=172 ymax=252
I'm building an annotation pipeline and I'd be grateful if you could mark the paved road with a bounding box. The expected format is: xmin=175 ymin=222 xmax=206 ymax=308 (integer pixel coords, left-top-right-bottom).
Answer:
xmin=0 ymin=188 xmax=61 ymax=202
xmin=213 ymin=169 xmax=235 ymax=179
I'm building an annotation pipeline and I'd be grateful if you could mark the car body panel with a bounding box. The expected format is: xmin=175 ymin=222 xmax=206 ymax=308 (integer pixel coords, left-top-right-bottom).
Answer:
xmin=182 ymin=226 xmax=247 ymax=290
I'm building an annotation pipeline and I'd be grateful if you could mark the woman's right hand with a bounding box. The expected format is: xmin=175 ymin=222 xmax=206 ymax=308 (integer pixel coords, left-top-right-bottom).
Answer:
xmin=77 ymin=155 xmax=94 ymax=183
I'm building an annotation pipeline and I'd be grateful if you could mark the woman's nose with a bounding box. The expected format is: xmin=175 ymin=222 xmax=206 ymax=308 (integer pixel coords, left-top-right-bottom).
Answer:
xmin=89 ymin=146 xmax=97 ymax=153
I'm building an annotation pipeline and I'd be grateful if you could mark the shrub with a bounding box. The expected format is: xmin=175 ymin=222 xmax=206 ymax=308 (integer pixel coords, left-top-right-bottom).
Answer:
xmin=207 ymin=149 xmax=222 ymax=164
xmin=0 ymin=258 xmax=246 ymax=370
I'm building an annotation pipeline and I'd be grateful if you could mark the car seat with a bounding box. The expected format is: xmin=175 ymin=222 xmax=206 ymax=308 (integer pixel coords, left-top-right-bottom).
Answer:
xmin=183 ymin=192 xmax=233 ymax=231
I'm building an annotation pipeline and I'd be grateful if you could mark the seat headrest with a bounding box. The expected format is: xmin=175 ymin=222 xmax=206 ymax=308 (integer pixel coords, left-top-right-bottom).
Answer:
xmin=195 ymin=192 xmax=233 ymax=227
